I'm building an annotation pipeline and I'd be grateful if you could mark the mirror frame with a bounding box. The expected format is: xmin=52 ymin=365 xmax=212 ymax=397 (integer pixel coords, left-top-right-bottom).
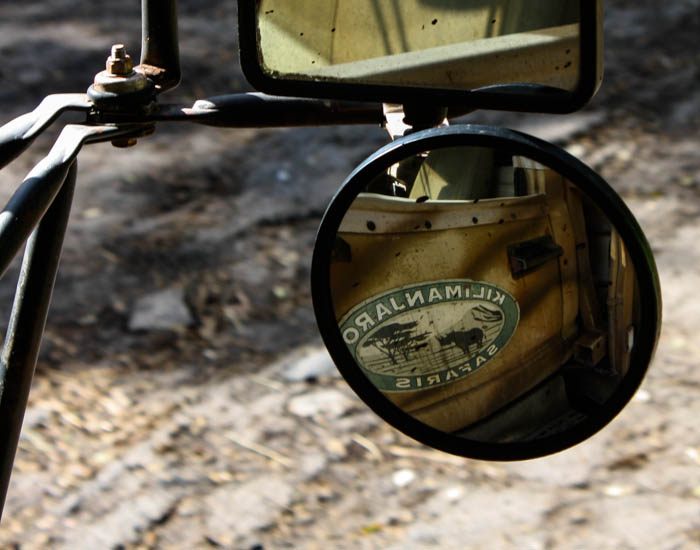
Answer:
xmin=237 ymin=1 xmax=603 ymax=113
xmin=311 ymin=125 xmax=661 ymax=460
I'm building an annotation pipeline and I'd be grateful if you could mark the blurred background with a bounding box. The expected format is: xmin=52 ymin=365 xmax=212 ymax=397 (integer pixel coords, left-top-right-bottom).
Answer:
xmin=0 ymin=1 xmax=698 ymax=548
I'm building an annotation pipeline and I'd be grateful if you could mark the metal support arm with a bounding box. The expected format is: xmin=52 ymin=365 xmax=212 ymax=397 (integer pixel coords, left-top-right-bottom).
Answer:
xmin=0 ymin=124 xmax=150 ymax=279
xmin=133 ymin=93 xmax=385 ymax=127
xmin=0 ymin=162 xmax=77 ymax=520
xmin=0 ymin=94 xmax=92 ymax=170
xmin=0 ymin=122 xmax=148 ymax=520
xmin=139 ymin=0 xmax=181 ymax=92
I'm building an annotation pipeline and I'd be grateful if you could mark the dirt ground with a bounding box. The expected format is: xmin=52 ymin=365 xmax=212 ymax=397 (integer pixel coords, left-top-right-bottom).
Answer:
xmin=0 ymin=1 xmax=699 ymax=549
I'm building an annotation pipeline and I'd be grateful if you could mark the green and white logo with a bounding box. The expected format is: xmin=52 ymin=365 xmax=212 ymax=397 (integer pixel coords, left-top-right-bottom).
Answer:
xmin=339 ymin=279 xmax=520 ymax=392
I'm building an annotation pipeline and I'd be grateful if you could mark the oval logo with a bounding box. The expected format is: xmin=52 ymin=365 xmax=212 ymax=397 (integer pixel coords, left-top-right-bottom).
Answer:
xmin=339 ymin=280 xmax=520 ymax=392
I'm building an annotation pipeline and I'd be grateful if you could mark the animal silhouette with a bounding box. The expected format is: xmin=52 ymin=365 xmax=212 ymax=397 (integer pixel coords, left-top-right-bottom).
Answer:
xmin=437 ymin=328 xmax=484 ymax=355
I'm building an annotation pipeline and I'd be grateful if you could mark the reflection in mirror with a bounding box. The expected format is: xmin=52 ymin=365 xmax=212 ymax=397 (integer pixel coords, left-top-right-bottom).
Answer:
xmin=256 ymin=0 xmax=582 ymax=92
xmin=330 ymin=146 xmax=640 ymax=443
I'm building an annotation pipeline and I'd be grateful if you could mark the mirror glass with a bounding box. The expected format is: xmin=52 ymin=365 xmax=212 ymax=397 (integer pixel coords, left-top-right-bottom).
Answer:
xmin=255 ymin=0 xmax=582 ymax=92
xmin=327 ymin=144 xmax=649 ymax=445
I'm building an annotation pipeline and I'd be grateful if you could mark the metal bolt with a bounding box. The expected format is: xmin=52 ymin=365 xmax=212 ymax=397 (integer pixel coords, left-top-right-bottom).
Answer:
xmin=111 ymin=137 xmax=138 ymax=148
xmin=110 ymin=127 xmax=155 ymax=149
xmin=111 ymin=44 xmax=126 ymax=58
xmin=106 ymin=44 xmax=133 ymax=76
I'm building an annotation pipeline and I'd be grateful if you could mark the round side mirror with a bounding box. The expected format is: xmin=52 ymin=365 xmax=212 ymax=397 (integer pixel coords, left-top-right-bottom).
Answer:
xmin=312 ymin=125 xmax=660 ymax=460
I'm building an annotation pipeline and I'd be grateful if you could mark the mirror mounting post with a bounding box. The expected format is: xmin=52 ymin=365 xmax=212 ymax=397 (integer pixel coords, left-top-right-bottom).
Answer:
xmin=138 ymin=0 xmax=181 ymax=93
xmin=384 ymin=103 xmax=449 ymax=139
xmin=402 ymin=103 xmax=448 ymax=133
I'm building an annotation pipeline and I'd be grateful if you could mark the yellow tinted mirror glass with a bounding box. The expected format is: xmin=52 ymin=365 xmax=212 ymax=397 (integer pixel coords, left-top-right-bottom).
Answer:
xmin=256 ymin=0 xmax=582 ymax=92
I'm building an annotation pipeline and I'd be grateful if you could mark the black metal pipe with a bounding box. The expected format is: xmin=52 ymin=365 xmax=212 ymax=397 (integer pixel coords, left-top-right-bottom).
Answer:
xmin=0 ymin=124 xmax=147 ymax=280
xmin=0 ymin=161 xmax=77 ymax=520
xmin=152 ymin=93 xmax=385 ymax=127
xmin=95 ymin=93 xmax=473 ymax=129
xmin=0 ymin=156 xmax=74 ymax=279
xmin=0 ymin=94 xmax=92 ymax=170
xmin=140 ymin=0 xmax=181 ymax=92
xmin=0 ymin=111 xmax=43 ymax=170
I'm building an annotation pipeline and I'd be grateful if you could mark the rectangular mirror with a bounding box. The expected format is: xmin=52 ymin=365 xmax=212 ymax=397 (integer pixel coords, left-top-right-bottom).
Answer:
xmin=238 ymin=1 xmax=603 ymax=113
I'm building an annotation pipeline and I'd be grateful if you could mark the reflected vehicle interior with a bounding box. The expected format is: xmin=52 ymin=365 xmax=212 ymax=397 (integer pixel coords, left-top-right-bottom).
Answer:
xmin=255 ymin=0 xmax=582 ymax=92
xmin=329 ymin=146 xmax=639 ymax=443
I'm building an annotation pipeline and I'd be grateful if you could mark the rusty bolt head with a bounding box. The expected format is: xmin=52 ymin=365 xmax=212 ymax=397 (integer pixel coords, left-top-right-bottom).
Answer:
xmin=94 ymin=43 xmax=147 ymax=94
xmin=111 ymin=137 xmax=138 ymax=148
xmin=106 ymin=44 xmax=133 ymax=76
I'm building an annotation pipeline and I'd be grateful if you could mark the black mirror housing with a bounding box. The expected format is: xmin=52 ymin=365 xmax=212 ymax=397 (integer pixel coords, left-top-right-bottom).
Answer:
xmin=238 ymin=1 xmax=603 ymax=113
xmin=311 ymin=125 xmax=660 ymax=460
